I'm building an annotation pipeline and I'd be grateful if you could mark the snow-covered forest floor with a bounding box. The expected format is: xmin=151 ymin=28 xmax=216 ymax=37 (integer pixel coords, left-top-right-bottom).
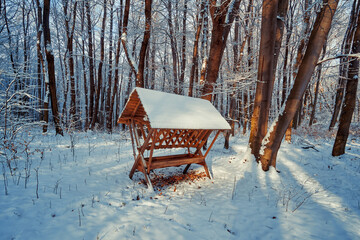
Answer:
xmin=0 ymin=124 xmax=359 ymax=240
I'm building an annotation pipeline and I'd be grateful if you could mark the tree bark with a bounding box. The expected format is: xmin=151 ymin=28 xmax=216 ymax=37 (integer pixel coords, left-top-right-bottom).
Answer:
xmin=189 ymin=0 xmax=206 ymax=97
xmin=121 ymin=0 xmax=137 ymax=77
xmin=85 ymin=1 xmax=95 ymax=129
xmin=179 ymin=0 xmax=187 ymax=95
xmin=64 ymin=0 xmax=78 ymax=129
xmin=136 ymin=0 xmax=152 ymax=88
xmin=43 ymin=0 xmax=63 ymax=135
xmin=166 ymin=0 xmax=179 ymax=93
xmin=91 ymin=0 xmax=107 ymax=130
xmin=105 ymin=1 xmax=114 ymax=132
xmin=108 ymin=1 xmax=123 ymax=132
xmin=80 ymin=1 xmax=89 ymax=130
xmin=259 ymin=0 xmax=338 ymax=171
xmin=200 ymin=0 xmax=242 ymax=101
xmin=249 ymin=0 xmax=279 ymax=160
xmin=286 ymin=0 xmax=312 ymax=139
xmin=332 ymin=0 xmax=360 ymax=156
xmin=329 ymin=0 xmax=359 ymax=131
xmin=34 ymin=0 xmax=45 ymax=124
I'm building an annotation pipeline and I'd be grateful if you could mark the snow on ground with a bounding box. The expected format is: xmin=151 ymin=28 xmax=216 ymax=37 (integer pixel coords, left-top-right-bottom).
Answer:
xmin=0 ymin=125 xmax=359 ymax=240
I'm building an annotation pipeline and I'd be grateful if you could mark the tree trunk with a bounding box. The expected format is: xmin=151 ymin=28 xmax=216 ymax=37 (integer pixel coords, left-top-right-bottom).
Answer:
xmin=121 ymin=0 xmax=151 ymax=90
xmin=281 ymin=2 xmax=295 ymax=107
xmin=64 ymin=0 xmax=78 ymax=129
xmin=121 ymin=0 xmax=137 ymax=77
xmin=286 ymin=0 xmax=312 ymax=139
xmin=150 ymin=34 xmax=156 ymax=89
xmin=249 ymin=0 xmax=279 ymax=160
xmin=136 ymin=0 xmax=152 ymax=88
xmin=108 ymin=1 xmax=123 ymax=132
xmin=21 ymin=2 xmax=30 ymax=116
xmin=91 ymin=0 xmax=107 ymax=130
xmin=80 ymin=1 xmax=89 ymax=130
xmin=105 ymin=1 xmax=114 ymax=132
xmin=179 ymin=0 xmax=187 ymax=95
xmin=260 ymin=0 xmax=338 ymax=171
xmin=329 ymin=0 xmax=358 ymax=131
xmin=43 ymin=0 xmax=63 ymax=135
xmin=166 ymin=0 xmax=179 ymax=93
xmin=332 ymin=0 xmax=360 ymax=156
xmin=228 ymin=14 xmax=241 ymax=136
xmin=85 ymin=1 xmax=95 ymax=129
xmin=35 ymin=0 xmax=45 ymax=123
xmin=200 ymin=0 xmax=242 ymax=101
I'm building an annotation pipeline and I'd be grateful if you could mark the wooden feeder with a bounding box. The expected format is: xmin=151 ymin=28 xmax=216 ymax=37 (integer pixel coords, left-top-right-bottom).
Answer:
xmin=117 ymin=88 xmax=230 ymax=190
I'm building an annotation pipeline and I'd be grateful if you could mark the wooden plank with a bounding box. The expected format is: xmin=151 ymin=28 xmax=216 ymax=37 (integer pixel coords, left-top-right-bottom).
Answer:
xmin=147 ymin=156 xmax=205 ymax=169
xmin=145 ymin=153 xmax=190 ymax=161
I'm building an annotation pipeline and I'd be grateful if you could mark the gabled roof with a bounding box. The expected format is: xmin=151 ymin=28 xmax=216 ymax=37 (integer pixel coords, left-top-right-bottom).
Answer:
xmin=118 ymin=88 xmax=231 ymax=130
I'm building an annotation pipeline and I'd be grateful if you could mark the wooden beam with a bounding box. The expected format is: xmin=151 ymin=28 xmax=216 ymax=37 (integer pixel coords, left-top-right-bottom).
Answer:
xmin=194 ymin=130 xmax=212 ymax=155
xmin=183 ymin=164 xmax=191 ymax=174
xmin=131 ymin=120 xmax=140 ymax=147
xmin=193 ymin=130 xmax=209 ymax=148
xmin=146 ymin=156 xmax=205 ymax=169
xmin=147 ymin=130 xmax=159 ymax=174
xmin=128 ymin=122 xmax=137 ymax=161
xmin=139 ymin=123 xmax=147 ymax=141
xmin=199 ymin=161 xmax=211 ymax=179
xmin=131 ymin=100 xmax=141 ymax=117
xmin=129 ymin=123 xmax=140 ymax=179
xmin=204 ymin=130 xmax=221 ymax=158
xmin=132 ymin=123 xmax=154 ymax=190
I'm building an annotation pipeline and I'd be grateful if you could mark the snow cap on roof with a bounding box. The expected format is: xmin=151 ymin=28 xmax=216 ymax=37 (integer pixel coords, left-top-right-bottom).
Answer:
xmin=125 ymin=87 xmax=231 ymax=130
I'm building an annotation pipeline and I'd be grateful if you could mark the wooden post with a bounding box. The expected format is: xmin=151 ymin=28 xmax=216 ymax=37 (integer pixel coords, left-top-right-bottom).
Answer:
xmin=147 ymin=129 xmax=158 ymax=173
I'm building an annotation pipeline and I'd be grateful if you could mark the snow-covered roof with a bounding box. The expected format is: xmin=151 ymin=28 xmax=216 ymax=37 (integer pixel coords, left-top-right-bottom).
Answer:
xmin=118 ymin=88 xmax=231 ymax=130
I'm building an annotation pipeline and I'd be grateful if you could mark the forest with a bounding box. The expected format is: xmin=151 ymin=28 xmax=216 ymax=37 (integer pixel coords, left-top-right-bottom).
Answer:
xmin=1 ymin=0 xmax=359 ymax=158
xmin=1 ymin=0 xmax=360 ymax=239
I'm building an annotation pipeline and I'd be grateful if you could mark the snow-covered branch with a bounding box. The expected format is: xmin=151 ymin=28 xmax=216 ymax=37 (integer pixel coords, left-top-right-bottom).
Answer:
xmin=317 ymin=53 xmax=360 ymax=65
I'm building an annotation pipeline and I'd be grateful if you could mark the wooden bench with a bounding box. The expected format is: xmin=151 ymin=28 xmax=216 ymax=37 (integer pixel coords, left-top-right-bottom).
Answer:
xmin=117 ymin=88 xmax=230 ymax=190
